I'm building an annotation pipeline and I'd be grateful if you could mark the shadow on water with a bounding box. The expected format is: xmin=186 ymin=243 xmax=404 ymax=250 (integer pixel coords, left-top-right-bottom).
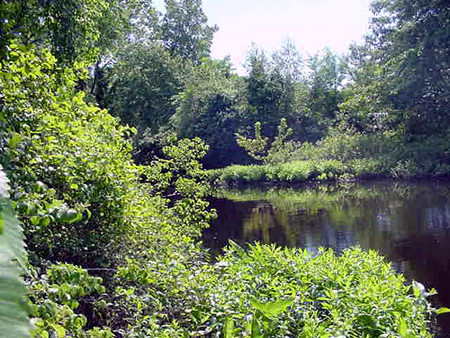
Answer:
xmin=202 ymin=180 xmax=450 ymax=337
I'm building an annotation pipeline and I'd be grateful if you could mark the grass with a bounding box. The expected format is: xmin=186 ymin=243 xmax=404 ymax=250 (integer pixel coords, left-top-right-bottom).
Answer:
xmin=207 ymin=159 xmax=358 ymax=185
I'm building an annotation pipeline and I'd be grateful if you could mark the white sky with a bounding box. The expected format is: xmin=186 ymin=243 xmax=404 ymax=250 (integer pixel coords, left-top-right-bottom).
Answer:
xmin=153 ymin=0 xmax=373 ymax=73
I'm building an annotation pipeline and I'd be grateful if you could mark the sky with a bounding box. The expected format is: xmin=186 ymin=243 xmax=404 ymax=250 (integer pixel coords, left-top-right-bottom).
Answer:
xmin=154 ymin=0 xmax=373 ymax=73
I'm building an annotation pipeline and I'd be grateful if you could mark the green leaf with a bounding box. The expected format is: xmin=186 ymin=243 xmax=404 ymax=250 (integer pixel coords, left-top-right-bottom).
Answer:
xmin=412 ymin=281 xmax=425 ymax=297
xmin=397 ymin=317 xmax=407 ymax=337
xmin=8 ymin=133 xmax=22 ymax=149
xmin=250 ymin=297 xmax=294 ymax=318
xmin=40 ymin=216 xmax=51 ymax=228
xmin=223 ymin=317 xmax=235 ymax=338
xmin=51 ymin=324 xmax=66 ymax=338
xmin=0 ymin=183 xmax=31 ymax=337
xmin=436 ymin=307 xmax=450 ymax=315
xmin=30 ymin=216 xmax=40 ymax=226
xmin=58 ymin=209 xmax=82 ymax=224
xmin=251 ymin=316 xmax=262 ymax=338
xmin=228 ymin=240 xmax=246 ymax=258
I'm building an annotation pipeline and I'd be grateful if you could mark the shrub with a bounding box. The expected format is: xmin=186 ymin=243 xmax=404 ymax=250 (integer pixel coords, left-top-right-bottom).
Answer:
xmin=116 ymin=243 xmax=437 ymax=337
xmin=27 ymin=264 xmax=113 ymax=338
xmin=348 ymin=158 xmax=385 ymax=178
xmin=0 ymin=43 xmax=217 ymax=337
xmin=0 ymin=43 xmax=139 ymax=266
xmin=211 ymin=244 xmax=435 ymax=337
xmin=291 ymin=128 xmax=397 ymax=163
xmin=236 ymin=119 xmax=296 ymax=164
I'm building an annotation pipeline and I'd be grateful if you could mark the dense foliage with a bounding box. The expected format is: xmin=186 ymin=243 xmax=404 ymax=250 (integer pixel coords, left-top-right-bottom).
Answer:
xmin=0 ymin=42 xmax=215 ymax=336
xmin=116 ymin=243 xmax=437 ymax=337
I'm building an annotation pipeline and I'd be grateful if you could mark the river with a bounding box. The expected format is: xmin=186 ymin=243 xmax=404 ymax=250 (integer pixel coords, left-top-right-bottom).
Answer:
xmin=202 ymin=180 xmax=450 ymax=337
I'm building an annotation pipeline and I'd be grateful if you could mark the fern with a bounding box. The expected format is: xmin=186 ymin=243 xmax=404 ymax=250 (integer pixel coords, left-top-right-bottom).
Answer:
xmin=0 ymin=168 xmax=30 ymax=337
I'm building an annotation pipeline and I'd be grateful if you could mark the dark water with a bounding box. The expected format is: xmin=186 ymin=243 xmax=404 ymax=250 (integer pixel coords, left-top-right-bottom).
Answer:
xmin=202 ymin=180 xmax=450 ymax=337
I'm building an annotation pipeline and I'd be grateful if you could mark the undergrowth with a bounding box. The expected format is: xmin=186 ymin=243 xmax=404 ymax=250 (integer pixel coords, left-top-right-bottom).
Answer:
xmin=0 ymin=44 xmax=443 ymax=337
xmin=209 ymin=127 xmax=450 ymax=185
xmin=115 ymin=243 xmax=437 ymax=337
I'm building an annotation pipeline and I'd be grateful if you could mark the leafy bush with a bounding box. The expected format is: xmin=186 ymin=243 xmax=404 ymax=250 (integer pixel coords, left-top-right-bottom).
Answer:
xmin=348 ymin=158 xmax=385 ymax=178
xmin=211 ymin=244 xmax=434 ymax=337
xmin=220 ymin=125 xmax=450 ymax=185
xmin=236 ymin=119 xmax=295 ymax=164
xmin=292 ymin=127 xmax=397 ymax=163
xmin=0 ymin=43 xmax=140 ymax=266
xmin=27 ymin=264 xmax=113 ymax=338
xmin=0 ymin=43 xmax=217 ymax=336
xmin=115 ymin=243 xmax=437 ymax=337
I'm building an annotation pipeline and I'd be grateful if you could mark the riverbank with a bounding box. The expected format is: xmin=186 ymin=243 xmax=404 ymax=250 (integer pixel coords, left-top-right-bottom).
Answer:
xmin=206 ymin=159 xmax=450 ymax=187
xmin=207 ymin=131 xmax=450 ymax=187
xmin=206 ymin=159 xmax=375 ymax=186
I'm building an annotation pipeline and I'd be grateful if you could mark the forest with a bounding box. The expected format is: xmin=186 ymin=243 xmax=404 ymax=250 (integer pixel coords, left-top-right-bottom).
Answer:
xmin=1 ymin=0 xmax=450 ymax=337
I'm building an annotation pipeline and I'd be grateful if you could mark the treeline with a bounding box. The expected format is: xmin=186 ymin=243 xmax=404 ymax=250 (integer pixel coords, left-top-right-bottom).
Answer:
xmin=88 ymin=0 xmax=450 ymax=174
xmin=96 ymin=35 xmax=349 ymax=168
xmin=4 ymin=0 xmax=449 ymax=173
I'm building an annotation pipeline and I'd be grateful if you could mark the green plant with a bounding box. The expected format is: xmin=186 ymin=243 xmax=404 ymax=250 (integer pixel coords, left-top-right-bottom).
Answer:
xmin=27 ymin=263 xmax=113 ymax=338
xmin=211 ymin=243 xmax=436 ymax=337
xmin=0 ymin=42 xmax=218 ymax=337
xmin=0 ymin=43 xmax=141 ymax=266
xmin=0 ymin=167 xmax=31 ymax=337
xmin=236 ymin=119 xmax=295 ymax=164
xmin=111 ymin=237 xmax=439 ymax=337
xmin=224 ymin=297 xmax=294 ymax=338
xmin=207 ymin=159 xmax=349 ymax=185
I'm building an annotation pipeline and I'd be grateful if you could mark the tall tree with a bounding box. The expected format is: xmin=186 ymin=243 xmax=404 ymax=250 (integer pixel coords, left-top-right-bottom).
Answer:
xmin=245 ymin=44 xmax=286 ymax=139
xmin=0 ymin=0 xmax=129 ymax=65
xmin=159 ymin=0 xmax=218 ymax=63
xmin=245 ymin=42 xmax=320 ymax=143
xmin=307 ymin=48 xmax=347 ymax=124
xmin=339 ymin=42 xmax=396 ymax=133
xmin=172 ymin=57 xmax=250 ymax=167
xmin=369 ymin=0 xmax=450 ymax=135
xmin=99 ymin=43 xmax=188 ymax=162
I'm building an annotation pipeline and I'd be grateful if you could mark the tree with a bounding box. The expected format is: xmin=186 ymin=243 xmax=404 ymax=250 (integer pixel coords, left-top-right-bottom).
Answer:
xmin=271 ymin=39 xmax=304 ymax=84
xmin=99 ymin=43 xmax=188 ymax=163
xmin=270 ymin=39 xmax=306 ymax=124
xmin=0 ymin=0 xmax=128 ymax=65
xmin=307 ymin=48 xmax=347 ymax=125
xmin=369 ymin=0 xmax=450 ymax=136
xmin=172 ymin=57 xmax=250 ymax=167
xmin=102 ymin=43 xmax=186 ymax=132
xmin=159 ymin=0 xmax=218 ymax=63
xmin=245 ymin=44 xmax=282 ymax=137
xmin=271 ymin=41 xmax=326 ymax=142
xmin=338 ymin=42 xmax=396 ymax=133
xmin=244 ymin=42 xmax=322 ymax=144
xmin=245 ymin=43 xmax=303 ymax=140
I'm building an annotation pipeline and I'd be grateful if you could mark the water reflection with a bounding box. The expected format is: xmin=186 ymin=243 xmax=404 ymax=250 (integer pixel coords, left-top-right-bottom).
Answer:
xmin=202 ymin=180 xmax=450 ymax=336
